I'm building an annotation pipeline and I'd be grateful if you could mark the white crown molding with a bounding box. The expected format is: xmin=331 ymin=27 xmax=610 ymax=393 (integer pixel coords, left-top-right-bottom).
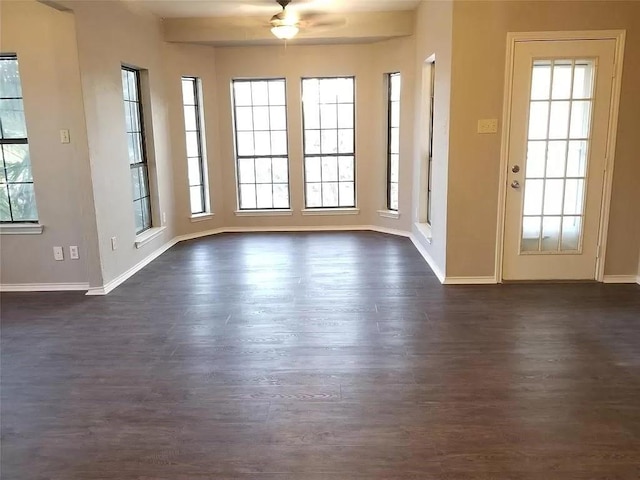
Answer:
xmin=0 ymin=282 xmax=89 ymax=292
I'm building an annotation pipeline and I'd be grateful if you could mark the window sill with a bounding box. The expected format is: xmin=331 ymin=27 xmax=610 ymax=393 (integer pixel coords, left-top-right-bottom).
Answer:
xmin=377 ymin=209 xmax=400 ymax=219
xmin=0 ymin=223 xmax=44 ymax=235
xmin=414 ymin=222 xmax=432 ymax=244
xmin=134 ymin=226 xmax=166 ymax=249
xmin=234 ymin=209 xmax=293 ymax=217
xmin=302 ymin=208 xmax=360 ymax=216
xmin=190 ymin=213 xmax=215 ymax=223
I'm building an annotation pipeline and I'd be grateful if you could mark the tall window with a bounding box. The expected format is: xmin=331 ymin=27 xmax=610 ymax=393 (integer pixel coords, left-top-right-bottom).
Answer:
xmin=0 ymin=55 xmax=38 ymax=223
xmin=302 ymin=77 xmax=355 ymax=208
xmin=426 ymin=62 xmax=435 ymax=225
xmin=387 ymin=73 xmax=401 ymax=211
xmin=232 ymin=79 xmax=290 ymax=210
xmin=182 ymin=77 xmax=208 ymax=215
xmin=122 ymin=66 xmax=152 ymax=234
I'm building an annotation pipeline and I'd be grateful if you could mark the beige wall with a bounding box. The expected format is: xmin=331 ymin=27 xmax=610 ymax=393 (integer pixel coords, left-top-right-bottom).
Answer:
xmin=164 ymin=42 xmax=224 ymax=237
xmin=411 ymin=0 xmax=453 ymax=274
xmin=374 ymin=37 xmax=417 ymax=233
xmin=0 ymin=0 xmax=98 ymax=286
xmin=70 ymin=0 xmax=176 ymax=286
xmin=3 ymin=0 xmax=638 ymax=289
xmin=447 ymin=0 xmax=640 ymax=278
xmin=208 ymin=41 xmax=415 ymax=231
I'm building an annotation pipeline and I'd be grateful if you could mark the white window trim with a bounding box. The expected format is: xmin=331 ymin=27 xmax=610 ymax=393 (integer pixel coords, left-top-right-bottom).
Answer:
xmin=0 ymin=223 xmax=44 ymax=235
xmin=414 ymin=222 xmax=432 ymax=244
xmin=190 ymin=213 xmax=215 ymax=223
xmin=302 ymin=208 xmax=360 ymax=216
xmin=134 ymin=226 xmax=166 ymax=249
xmin=234 ymin=209 xmax=293 ymax=217
xmin=377 ymin=209 xmax=400 ymax=220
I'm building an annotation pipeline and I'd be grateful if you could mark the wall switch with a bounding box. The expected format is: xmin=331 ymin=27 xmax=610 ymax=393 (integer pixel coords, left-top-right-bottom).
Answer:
xmin=60 ymin=129 xmax=70 ymax=144
xmin=162 ymin=212 xmax=167 ymax=225
xmin=477 ymin=119 xmax=498 ymax=134
xmin=53 ymin=246 xmax=64 ymax=261
xmin=110 ymin=236 xmax=118 ymax=251
xmin=69 ymin=245 xmax=79 ymax=260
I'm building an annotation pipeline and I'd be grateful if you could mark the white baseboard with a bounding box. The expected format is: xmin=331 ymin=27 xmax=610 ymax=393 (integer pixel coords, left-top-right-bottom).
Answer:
xmin=85 ymin=238 xmax=178 ymax=296
xmin=86 ymin=225 xmax=409 ymax=295
xmin=176 ymin=224 xmax=410 ymax=243
xmin=370 ymin=225 xmax=411 ymax=238
xmin=11 ymin=224 xmax=455 ymax=296
xmin=409 ymin=233 xmax=445 ymax=283
xmin=443 ymin=276 xmax=497 ymax=285
xmin=0 ymin=282 xmax=90 ymax=292
xmin=602 ymin=275 xmax=639 ymax=284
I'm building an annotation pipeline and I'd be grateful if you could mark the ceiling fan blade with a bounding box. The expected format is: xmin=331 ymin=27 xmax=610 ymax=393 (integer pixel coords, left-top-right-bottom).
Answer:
xmin=300 ymin=13 xmax=347 ymax=29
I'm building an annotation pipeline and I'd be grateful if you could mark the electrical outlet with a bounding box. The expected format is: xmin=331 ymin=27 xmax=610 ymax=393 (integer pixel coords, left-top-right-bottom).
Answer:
xmin=477 ymin=119 xmax=498 ymax=134
xmin=60 ymin=129 xmax=70 ymax=144
xmin=69 ymin=245 xmax=79 ymax=260
xmin=53 ymin=246 xmax=64 ymax=261
xmin=111 ymin=236 xmax=118 ymax=251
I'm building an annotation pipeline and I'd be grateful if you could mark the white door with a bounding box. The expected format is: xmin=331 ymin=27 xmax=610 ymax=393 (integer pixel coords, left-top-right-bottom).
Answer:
xmin=503 ymin=39 xmax=616 ymax=280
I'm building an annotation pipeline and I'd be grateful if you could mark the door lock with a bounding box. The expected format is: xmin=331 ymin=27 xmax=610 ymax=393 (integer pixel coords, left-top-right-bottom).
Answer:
xmin=511 ymin=180 xmax=521 ymax=189
xmin=511 ymin=165 xmax=520 ymax=173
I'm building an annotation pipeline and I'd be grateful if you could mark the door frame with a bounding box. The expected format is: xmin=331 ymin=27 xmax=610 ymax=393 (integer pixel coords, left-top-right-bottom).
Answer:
xmin=495 ymin=30 xmax=626 ymax=283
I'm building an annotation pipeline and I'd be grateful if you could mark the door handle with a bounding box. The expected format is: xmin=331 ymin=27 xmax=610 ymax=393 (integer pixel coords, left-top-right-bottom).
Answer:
xmin=511 ymin=180 xmax=520 ymax=189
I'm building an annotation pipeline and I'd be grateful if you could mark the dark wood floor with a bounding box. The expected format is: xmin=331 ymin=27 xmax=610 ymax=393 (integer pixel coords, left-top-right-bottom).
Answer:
xmin=1 ymin=232 xmax=640 ymax=479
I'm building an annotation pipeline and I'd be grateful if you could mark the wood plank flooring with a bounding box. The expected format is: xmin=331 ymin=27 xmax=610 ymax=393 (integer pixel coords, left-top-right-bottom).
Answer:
xmin=1 ymin=231 xmax=639 ymax=479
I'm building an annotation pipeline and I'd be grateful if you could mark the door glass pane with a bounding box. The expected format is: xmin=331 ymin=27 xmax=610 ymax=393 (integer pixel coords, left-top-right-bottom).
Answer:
xmin=563 ymin=179 xmax=584 ymax=215
xmin=569 ymin=100 xmax=592 ymax=139
xmin=566 ymin=140 xmax=588 ymax=177
xmin=530 ymin=62 xmax=551 ymax=100
xmin=521 ymin=58 xmax=594 ymax=255
xmin=548 ymin=101 xmax=570 ymax=139
xmin=561 ymin=216 xmax=582 ymax=250
xmin=541 ymin=216 xmax=561 ymax=251
xmin=528 ymin=102 xmax=549 ymax=140
xmin=526 ymin=141 xmax=546 ymax=178
xmin=546 ymin=141 xmax=567 ymax=178
xmin=551 ymin=62 xmax=572 ymax=99
xmin=543 ymin=179 xmax=564 ymax=215
xmin=523 ymin=179 xmax=543 ymax=215
xmin=572 ymin=60 xmax=594 ymax=99
xmin=521 ymin=216 xmax=541 ymax=252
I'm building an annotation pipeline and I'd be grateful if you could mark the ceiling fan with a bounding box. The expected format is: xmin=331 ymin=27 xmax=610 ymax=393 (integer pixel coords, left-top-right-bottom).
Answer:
xmin=269 ymin=0 xmax=345 ymax=40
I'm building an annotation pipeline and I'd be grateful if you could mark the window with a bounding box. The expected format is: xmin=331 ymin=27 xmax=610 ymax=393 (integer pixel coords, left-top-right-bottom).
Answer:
xmin=182 ymin=77 xmax=208 ymax=215
xmin=387 ymin=73 xmax=401 ymax=211
xmin=302 ymin=77 xmax=355 ymax=208
xmin=426 ymin=62 xmax=435 ymax=225
xmin=232 ymin=79 xmax=290 ymax=210
xmin=122 ymin=66 xmax=152 ymax=234
xmin=0 ymin=54 xmax=38 ymax=223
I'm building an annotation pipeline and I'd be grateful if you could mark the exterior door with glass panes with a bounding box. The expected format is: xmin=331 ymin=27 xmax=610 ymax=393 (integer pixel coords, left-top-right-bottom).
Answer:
xmin=503 ymin=39 xmax=616 ymax=280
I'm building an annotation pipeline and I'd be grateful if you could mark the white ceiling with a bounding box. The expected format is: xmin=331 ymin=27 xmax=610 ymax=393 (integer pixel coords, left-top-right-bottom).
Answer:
xmin=126 ymin=0 xmax=422 ymax=19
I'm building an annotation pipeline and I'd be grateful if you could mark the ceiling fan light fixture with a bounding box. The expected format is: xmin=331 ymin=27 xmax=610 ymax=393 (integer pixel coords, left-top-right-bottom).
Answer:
xmin=271 ymin=24 xmax=299 ymax=39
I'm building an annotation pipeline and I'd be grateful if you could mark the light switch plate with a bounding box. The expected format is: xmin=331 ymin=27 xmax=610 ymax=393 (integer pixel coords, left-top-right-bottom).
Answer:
xmin=60 ymin=129 xmax=70 ymax=144
xmin=477 ymin=119 xmax=498 ymax=134
xmin=69 ymin=245 xmax=79 ymax=260
xmin=53 ymin=246 xmax=64 ymax=261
